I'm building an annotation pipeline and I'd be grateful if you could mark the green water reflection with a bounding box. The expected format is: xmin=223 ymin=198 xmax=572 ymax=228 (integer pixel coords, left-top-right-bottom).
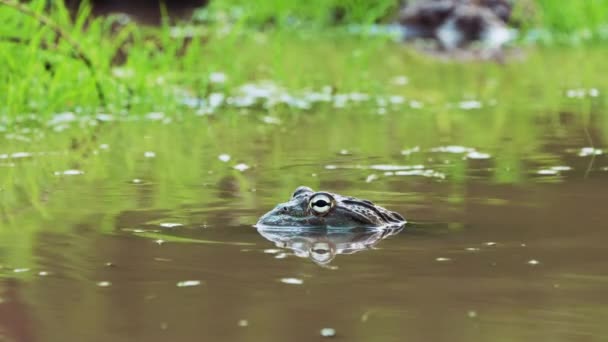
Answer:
xmin=1 ymin=47 xmax=608 ymax=341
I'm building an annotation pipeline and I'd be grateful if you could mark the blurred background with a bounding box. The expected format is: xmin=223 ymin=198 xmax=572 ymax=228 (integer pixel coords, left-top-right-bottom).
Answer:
xmin=1 ymin=1 xmax=607 ymax=341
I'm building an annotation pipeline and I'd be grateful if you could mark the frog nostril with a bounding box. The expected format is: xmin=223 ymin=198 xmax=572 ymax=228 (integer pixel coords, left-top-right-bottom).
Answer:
xmin=281 ymin=206 xmax=288 ymax=212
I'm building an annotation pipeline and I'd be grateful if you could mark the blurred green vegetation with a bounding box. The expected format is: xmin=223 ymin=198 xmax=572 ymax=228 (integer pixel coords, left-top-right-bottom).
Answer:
xmin=523 ymin=0 xmax=608 ymax=42
xmin=0 ymin=0 xmax=607 ymax=119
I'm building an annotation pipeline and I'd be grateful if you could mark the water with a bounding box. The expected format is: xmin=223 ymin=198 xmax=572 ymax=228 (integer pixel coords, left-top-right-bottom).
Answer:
xmin=2 ymin=98 xmax=608 ymax=341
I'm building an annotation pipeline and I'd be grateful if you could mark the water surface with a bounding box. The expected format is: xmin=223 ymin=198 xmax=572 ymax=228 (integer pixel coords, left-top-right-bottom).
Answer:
xmin=1 ymin=68 xmax=608 ymax=342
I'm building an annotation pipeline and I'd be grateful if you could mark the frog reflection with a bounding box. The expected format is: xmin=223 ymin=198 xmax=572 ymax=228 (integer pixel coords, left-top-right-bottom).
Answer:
xmin=256 ymin=226 xmax=404 ymax=265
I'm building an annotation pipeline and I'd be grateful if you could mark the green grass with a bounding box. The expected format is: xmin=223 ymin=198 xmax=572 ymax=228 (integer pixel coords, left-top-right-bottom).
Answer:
xmin=0 ymin=0 xmax=607 ymax=121
xmin=527 ymin=0 xmax=608 ymax=39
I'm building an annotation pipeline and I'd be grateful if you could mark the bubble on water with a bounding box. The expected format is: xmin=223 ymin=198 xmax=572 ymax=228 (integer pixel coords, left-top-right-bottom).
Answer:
xmin=365 ymin=174 xmax=378 ymax=183
xmin=234 ymin=163 xmax=250 ymax=172
xmin=261 ymin=116 xmax=281 ymax=125
xmin=578 ymin=147 xmax=603 ymax=156
xmin=177 ymin=280 xmax=201 ymax=287
xmin=145 ymin=112 xmax=165 ymax=121
xmin=154 ymin=257 xmax=172 ymax=262
xmin=550 ymin=166 xmax=572 ymax=171
xmin=566 ymin=89 xmax=585 ymax=98
xmin=333 ymin=94 xmax=349 ymax=108
xmin=208 ymin=93 xmax=225 ymax=108
xmin=409 ymin=100 xmax=424 ymax=109
xmin=483 ymin=242 xmax=497 ymax=247
xmin=431 ymin=146 xmax=474 ymax=154
xmin=96 ymin=114 xmax=114 ymax=122
xmin=467 ymin=310 xmax=478 ymax=318
xmin=54 ymin=170 xmax=84 ymax=176
xmin=389 ymin=95 xmax=405 ymax=104
xmin=338 ymin=149 xmax=351 ymax=156
xmin=144 ymin=151 xmax=156 ymax=158
xmin=275 ymin=253 xmax=288 ymax=259
xmin=238 ymin=320 xmax=249 ymax=327
xmin=370 ymin=164 xmax=425 ymax=171
xmin=393 ymin=169 xmax=446 ymax=179
xmin=263 ymin=249 xmax=281 ymax=254
xmin=8 ymin=152 xmax=33 ymax=159
xmin=566 ymin=88 xmax=599 ymax=98
xmin=38 ymin=271 xmax=50 ymax=276
xmin=48 ymin=112 xmax=77 ymax=126
xmin=349 ymin=92 xmax=370 ymax=102
xmin=155 ymin=239 xmax=165 ymax=245
xmin=537 ymin=169 xmax=559 ymax=175
xmin=325 ymin=165 xmax=338 ymax=170
xmin=160 ymin=223 xmax=183 ymax=229
xmin=458 ymin=100 xmax=483 ymax=110
xmin=13 ymin=268 xmax=30 ymax=273
xmin=280 ymin=277 xmax=303 ymax=285
xmin=401 ymin=147 xmax=420 ymax=155
xmin=97 ymin=281 xmax=112 ymax=287
xmin=218 ymin=154 xmax=231 ymax=162
xmin=435 ymin=257 xmax=451 ymax=262
xmin=132 ymin=178 xmax=143 ymax=184
xmin=320 ymin=328 xmax=336 ymax=337
xmin=466 ymin=151 xmax=491 ymax=159
xmin=465 ymin=247 xmax=480 ymax=252
xmin=99 ymin=144 xmax=110 ymax=150
xmin=527 ymin=259 xmax=540 ymax=265
xmin=209 ymin=72 xmax=227 ymax=84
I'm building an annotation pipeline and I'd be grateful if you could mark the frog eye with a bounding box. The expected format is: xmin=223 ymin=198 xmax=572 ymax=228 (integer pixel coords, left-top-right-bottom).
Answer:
xmin=309 ymin=193 xmax=334 ymax=216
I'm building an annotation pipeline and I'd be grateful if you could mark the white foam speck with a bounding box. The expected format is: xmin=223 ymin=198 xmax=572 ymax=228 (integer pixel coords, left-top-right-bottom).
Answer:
xmin=160 ymin=223 xmax=183 ymax=228
xmin=263 ymin=249 xmax=281 ymax=254
xmin=177 ymin=280 xmax=202 ymax=287
xmin=320 ymin=328 xmax=336 ymax=337
xmin=280 ymin=277 xmax=303 ymax=285
xmin=537 ymin=169 xmax=559 ymax=175
xmin=234 ymin=163 xmax=250 ymax=172
xmin=458 ymin=100 xmax=483 ymax=110
xmin=578 ymin=147 xmax=603 ymax=156
xmin=54 ymin=170 xmax=84 ymax=176
xmin=466 ymin=151 xmax=491 ymax=159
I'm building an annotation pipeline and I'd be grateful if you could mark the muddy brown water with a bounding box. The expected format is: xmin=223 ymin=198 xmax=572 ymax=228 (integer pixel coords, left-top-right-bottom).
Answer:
xmin=1 ymin=109 xmax=607 ymax=341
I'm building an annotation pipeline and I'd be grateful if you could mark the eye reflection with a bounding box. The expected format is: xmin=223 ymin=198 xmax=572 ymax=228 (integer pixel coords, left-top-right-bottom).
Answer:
xmin=255 ymin=226 xmax=404 ymax=266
